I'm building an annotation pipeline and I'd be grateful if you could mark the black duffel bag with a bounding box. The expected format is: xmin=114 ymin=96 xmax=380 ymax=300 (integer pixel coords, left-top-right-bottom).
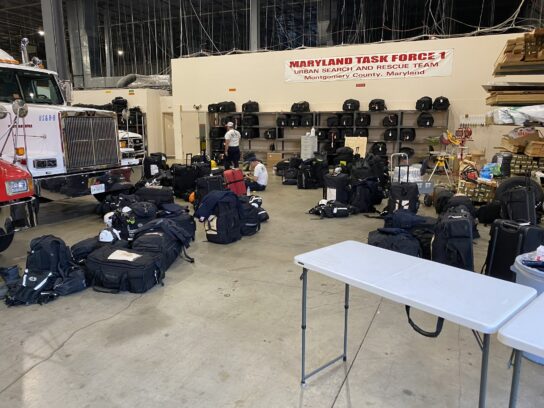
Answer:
xmin=208 ymin=103 xmax=219 ymax=113
xmin=415 ymin=96 xmax=432 ymax=111
xmin=355 ymin=113 xmax=371 ymax=126
xmin=291 ymin=101 xmax=310 ymax=112
xmin=327 ymin=116 xmax=339 ymax=127
xmin=342 ymin=99 xmax=360 ymax=111
xmin=340 ymin=114 xmax=353 ymax=127
xmin=369 ymin=99 xmax=386 ymax=111
xmin=433 ymin=96 xmax=450 ymax=111
xmin=242 ymin=114 xmax=259 ymax=127
xmin=135 ymin=186 xmax=174 ymax=206
xmin=87 ymin=246 xmax=163 ymax=294
xmin=354 ymin=128 xmax=369 ymax=137
xmin=288 ymin=115 xmax=301 ymax=127
xmin=384 ymin=129 xmax=397 ymax=141
xmin=276 ymin=115 xmax=288 ymax=127
xmin=400 ymin=128 xmax=416 ymax=141
xmin=242 ymin=100 xmax=259 ymax=112
xmin=301 ymin=114 xmax=314 ymax=127
xmin=382 ymin=114 xmax=398 ymax=127
xmin=218 ymin=101 xmax=236 ymax=112
xmin=417 ymin=112 xmax=434 ymax=127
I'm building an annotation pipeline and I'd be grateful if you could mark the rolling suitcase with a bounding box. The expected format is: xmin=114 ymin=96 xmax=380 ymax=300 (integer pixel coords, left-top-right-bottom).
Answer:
xmin=86 ymin=246 xmax=163 ymax=294
xmin=500 ymin=185 xmax=537 ymax=225
xmin=224 ymin=169 xmax=246 ymax=196
xmin=195 ymin=175 xmax=224 ymax=207
xmin=323 ymin=172 xmax=350 ymax=204
xmin=143 ymin=153 xmax=167 ymax=179
xmin=484 ymin=220 xmax=544 ymax=281
xmin=171 ymin=163 xmax=198 ymax=198
xmin=387 ymin=153 xmax=419 ymax=213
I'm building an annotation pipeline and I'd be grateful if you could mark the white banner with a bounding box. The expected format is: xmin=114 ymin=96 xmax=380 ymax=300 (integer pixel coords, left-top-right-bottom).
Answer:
xmin=284 ymin=49 xmax=454 ymax=83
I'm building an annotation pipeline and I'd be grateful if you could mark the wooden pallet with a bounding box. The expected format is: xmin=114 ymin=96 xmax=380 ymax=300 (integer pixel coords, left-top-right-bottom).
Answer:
xmin=486 ymin=91 xmax=544 ymax=106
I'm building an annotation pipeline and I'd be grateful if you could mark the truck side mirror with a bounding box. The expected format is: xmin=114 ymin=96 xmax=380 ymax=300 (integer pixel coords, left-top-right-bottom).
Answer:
xmin=60 ymin=80 xmax=73 ymax=104
xmin=12 ymin=100 xmax=28 ymax=118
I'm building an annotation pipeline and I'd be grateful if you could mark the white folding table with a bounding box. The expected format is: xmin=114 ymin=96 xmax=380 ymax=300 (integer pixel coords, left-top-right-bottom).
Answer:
xmin=498 ymin=293 xmax=544 ymax=408
xmin=294 ymin=241 xmax=537 ymax=408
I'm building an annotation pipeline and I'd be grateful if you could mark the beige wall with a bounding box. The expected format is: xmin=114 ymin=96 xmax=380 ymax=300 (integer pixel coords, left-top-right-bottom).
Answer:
xmin=72 ymin=88 xmax=169 ymax=153
xmin=171 ymin=33 xmax=540 ymax=160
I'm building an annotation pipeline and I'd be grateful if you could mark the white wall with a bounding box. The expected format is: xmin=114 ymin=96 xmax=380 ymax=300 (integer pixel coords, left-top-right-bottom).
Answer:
xmin=171 ymin=33 xmax=540 ymax=160
xmin=72 ymin=88 xmax=169 ymax=153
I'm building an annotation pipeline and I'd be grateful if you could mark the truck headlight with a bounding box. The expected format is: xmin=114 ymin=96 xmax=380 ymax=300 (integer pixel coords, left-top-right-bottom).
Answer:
xmin=119 ymin=140 xmax=128 ymax=148
xmin=6 ymin=179 xmax=29 ymax=195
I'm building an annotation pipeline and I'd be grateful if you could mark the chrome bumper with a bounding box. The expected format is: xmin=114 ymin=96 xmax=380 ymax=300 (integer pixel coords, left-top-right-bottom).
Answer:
xmin=0 ymin=196 xmax=38 ymax=234
xmin=33 ymin=165 xmax=143 ymax=200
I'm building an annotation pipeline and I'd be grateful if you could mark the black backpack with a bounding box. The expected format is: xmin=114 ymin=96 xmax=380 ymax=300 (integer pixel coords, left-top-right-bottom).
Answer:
xmin=297 ymin=163 xmax=319 ymax=190
xmin=242 ymin=100 xmax=259 ymax=112
xmin=382 ymin=114 xmax=398 ymax=127
xmin=369 ymin=99 xmax=386 ymax=111
xmin=417 ymin=112 xmax=434 ymax=127
xmin=342 ymin=99 xmax=360 ymax=111
xmin=368 ymin=228 xmax=421 ymax=257
xmin=238 ymin=199 xmax=261 ymax=236
xmin=291 ymin=101 xmax=310 ymax=112
xmin=204 ymin=197 xmax=242 ymax=244
xmin=276 ymin=115 xmax=288 ymax=127
xmin=288 ymin=115 xmax=301 ymax=127
xmin=130 ymin=201 xmax=158 ymax=228
xmin=350 ymin=180 xmax=376 ymax=213
xmin=432 ymin=208 xmax=474 ymax=271
xmin=433 ymin=96 xmax=450 ymax=111
xmin=7 ymin=236 xmax=73 ymax=305
xmin=415 ymin=96 xmax=433 ymax=111
xmin=208 ymin=103 xmax=219 ymax=112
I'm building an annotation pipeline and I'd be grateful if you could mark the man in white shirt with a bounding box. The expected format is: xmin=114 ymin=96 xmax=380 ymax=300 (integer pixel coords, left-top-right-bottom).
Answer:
xmin=224 ymin=121 xmax=241 ymax=169
xmin=244 ymin=152 xmax=268 ymax=192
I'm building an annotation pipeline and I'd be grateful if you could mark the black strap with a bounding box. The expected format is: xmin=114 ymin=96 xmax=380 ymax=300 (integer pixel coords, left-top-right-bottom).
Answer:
xmin=93 ymin=285 xmax=120 ymax=294
xmin=405 ymin=305 xmax=444 ymax=338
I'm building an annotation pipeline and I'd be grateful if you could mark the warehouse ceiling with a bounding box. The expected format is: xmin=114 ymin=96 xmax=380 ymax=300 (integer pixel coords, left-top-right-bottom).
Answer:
xmin=0 ymin=0 xmax=542 ymax=78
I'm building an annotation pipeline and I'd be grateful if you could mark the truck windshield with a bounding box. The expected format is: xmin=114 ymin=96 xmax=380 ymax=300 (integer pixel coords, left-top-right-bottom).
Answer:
xmin=0 ymin=68 xmax=63 ymax=105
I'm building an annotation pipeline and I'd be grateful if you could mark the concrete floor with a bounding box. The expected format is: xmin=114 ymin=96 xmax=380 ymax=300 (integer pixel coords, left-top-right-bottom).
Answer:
xmin=0 ymin=176 xmax=543 ymax=408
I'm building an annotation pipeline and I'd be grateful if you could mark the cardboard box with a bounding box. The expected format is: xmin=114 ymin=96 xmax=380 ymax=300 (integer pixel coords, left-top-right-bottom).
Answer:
xmin=525 ymin=141 xmax=544 ymax=157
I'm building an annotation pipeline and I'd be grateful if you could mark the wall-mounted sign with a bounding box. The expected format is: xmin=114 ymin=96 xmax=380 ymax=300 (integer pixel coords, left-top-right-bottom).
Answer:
xmin=285 ymin=49 xmax=453 ymax=83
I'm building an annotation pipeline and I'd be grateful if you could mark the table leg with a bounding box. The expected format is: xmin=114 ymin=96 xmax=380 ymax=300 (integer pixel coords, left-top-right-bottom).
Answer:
xmin=508 ymin=349 xmax=522 ymax=408
xmin=343 ymin=284 xmax=350 ymax=361
xmin=478 ymin=333 xmax=491 ymax=408
xmin=301 ymin=268 xmax=308 ymax=385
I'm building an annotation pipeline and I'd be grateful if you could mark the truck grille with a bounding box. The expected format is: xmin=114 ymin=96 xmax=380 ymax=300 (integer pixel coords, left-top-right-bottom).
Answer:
xmin=62 ymin=116 xmax=120 ymax=171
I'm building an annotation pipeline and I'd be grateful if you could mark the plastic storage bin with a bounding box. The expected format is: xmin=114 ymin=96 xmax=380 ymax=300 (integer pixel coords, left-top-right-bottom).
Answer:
xmin=511 ymin=252 xmax=544 ymax=364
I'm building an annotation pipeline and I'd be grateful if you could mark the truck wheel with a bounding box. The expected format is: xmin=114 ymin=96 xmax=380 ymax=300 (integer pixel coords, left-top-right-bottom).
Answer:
xmin=0 ymin=233 xmax=14 ymax=253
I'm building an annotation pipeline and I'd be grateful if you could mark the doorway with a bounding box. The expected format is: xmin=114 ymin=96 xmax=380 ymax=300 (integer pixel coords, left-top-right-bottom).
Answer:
xmin=162 ymin=113 xmax=175 ymax=158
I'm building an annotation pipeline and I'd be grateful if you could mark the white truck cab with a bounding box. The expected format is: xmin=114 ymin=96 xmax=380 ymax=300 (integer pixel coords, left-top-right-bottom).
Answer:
xmin=0 ymin=42 xmax=142 ymax=201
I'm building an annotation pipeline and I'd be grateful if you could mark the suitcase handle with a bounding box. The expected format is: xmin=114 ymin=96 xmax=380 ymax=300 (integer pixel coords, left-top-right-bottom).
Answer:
xmin=185 ymin=153 xmax=193 ymax=166
xmin=390 ymin=153 xmax=409 ymax=182
xmin=498 ymin=220 xmax=522 ymax=233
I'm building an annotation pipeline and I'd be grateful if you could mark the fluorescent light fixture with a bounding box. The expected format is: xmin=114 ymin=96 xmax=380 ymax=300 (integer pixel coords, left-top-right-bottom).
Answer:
xmin=117 ymin=50 xmax=124 ymax=56
xmin=38 ymin=30 xmax=45 ymax=36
